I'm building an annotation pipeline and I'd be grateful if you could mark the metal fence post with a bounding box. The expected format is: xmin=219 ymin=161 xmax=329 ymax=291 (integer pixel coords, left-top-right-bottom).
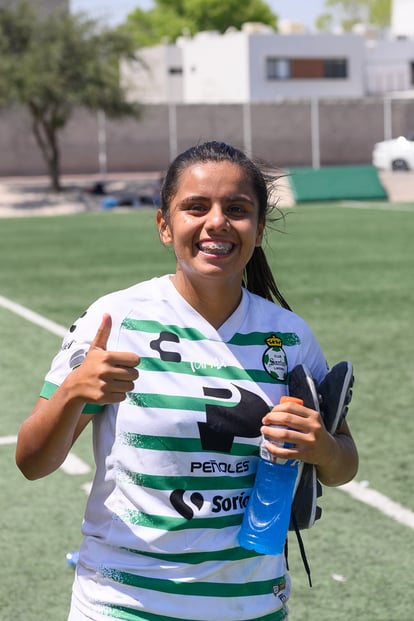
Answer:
xmin=311 ymin=97 xmax=320 ymax=169
xmin=243 ymin=102 xmax=252 ymax=158
xmin=97 ymin=110 xmax=107 ymax=178
xmin=168 ymin=102 xmax=178 ymax=162
xmin=384 ymin=95 xmax=393 ymax=140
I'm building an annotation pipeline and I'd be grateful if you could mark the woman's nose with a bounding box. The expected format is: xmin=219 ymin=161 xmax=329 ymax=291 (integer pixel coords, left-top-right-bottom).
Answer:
xmin=206 ymin=205 xmax=229 ymax=230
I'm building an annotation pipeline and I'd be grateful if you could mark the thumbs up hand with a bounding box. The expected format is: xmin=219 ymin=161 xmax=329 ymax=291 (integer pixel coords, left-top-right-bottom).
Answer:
xmin=71 ymin=313 xmax=140 ymax=405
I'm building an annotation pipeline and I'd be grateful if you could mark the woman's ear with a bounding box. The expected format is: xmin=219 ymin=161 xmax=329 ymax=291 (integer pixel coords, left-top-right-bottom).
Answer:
xmin=156 ymin=209 xmax=173 ymax=245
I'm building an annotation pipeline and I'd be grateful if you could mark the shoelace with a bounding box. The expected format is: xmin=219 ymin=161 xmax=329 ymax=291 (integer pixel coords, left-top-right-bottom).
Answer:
xmin=285 ymin=511 xmax=313 ymax=588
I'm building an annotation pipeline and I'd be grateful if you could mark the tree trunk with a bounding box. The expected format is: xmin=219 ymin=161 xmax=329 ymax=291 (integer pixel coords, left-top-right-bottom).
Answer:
xmin=48 ymin=150 xmax=61 ymax=193
xmin=30 ymin=105 xmax=62 ymax=192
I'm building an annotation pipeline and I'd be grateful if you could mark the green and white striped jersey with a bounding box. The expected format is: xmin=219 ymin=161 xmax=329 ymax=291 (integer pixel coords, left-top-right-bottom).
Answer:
xmin=42 ymin=275 xmax=327 ymax=621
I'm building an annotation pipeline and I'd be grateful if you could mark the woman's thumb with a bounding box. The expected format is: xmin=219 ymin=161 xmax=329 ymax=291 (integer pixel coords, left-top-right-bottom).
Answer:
xmin=90 ymin=314 xmax=112 ymax=351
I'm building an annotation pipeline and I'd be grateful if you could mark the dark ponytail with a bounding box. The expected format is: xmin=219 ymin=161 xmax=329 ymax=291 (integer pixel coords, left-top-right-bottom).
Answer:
xmin=243 ymin=247 xmax=291 ymax=310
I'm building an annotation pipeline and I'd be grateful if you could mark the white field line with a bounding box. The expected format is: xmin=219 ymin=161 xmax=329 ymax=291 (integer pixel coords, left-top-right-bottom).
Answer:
xmin=0 ymin=294 xmax=85 ymax=476
xmin=2 ymin=294 xmax=414 ymax=526
xmin=0 ymin=435 xmax=18 ymax=445
xmin=339 ymin=480 xmax=414 ymax=529
xmin=0 ymin=294 xmax=66 ymax=337
xmin=60 ymin=452 xmax=91 ymax=475
xmin=299 ymin=202 xmax=414 ymax=213
xmin=1 ymin=434 xmax=90 ymax=476
xmin=81 ymin=481 xmax=93 ymax=495
xmin=339 ymin=201 xmax=414 ymax=212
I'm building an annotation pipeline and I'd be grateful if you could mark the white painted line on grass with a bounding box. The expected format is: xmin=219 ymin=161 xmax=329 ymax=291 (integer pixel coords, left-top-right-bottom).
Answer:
xmin=81 ymin=481 xmax=93 ymax=496
xmin=0 ymin=294 xmax=66 ymax=337
xmin=339 ymin=201 xmax=414 ymax=212
xmin=339 ymin=480 xmax=414 ymax=529
xmin=60 ymin=452 xmax=91 ymax=475
xmin=0 ymin=435 xmax=18 ymax=445
xmin=0 ymin=434 xmax=90 ymax=476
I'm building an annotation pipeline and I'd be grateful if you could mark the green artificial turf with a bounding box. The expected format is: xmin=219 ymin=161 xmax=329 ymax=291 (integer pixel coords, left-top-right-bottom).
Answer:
xmin=1 ymin=202 xmax=413 ymax=620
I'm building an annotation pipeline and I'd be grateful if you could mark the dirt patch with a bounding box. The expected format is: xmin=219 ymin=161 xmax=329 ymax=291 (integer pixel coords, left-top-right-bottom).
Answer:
xmin=0 ymin=173 xmax=163 ymax=218
xmin=378 ymin=171 xmax=414 ymax=203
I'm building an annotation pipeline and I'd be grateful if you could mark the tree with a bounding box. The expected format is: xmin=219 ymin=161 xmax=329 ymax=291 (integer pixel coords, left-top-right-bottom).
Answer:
xmin=316 ymin=0 xmax=391 ymax=32
xmin=122 ymin=0 xmax=277 ymax=47
xmin=0 ymin=1 xmax=141 ymax=191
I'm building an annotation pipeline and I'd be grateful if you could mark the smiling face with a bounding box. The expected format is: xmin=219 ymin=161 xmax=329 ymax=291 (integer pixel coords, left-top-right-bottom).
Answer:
xmin=157 ymin=161 xmax=264 ymax=299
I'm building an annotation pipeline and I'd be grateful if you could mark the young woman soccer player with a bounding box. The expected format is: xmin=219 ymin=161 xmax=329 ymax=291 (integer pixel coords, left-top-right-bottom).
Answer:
xmin=16 ymin=141 xmax=358 ymax=621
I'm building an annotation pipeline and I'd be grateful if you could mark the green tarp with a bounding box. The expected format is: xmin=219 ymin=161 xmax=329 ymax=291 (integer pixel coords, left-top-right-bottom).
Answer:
xmin=287 ymin=165 xmax=387 ymax=203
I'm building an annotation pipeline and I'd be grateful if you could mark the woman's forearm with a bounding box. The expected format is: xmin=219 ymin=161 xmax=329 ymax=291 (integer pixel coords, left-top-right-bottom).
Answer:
xmin=15 ymin=382 xmax=91 ymax=480
xmin=316 ymin=423 xmax=359 ymax=487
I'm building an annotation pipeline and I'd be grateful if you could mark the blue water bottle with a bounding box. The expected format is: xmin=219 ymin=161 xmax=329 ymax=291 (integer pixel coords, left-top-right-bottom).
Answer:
xmin=238 ymin=396 xmax=303 ymax=555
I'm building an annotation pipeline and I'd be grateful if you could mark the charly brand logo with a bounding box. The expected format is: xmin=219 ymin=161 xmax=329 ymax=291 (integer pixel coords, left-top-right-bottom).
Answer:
xmin=262 ymin=335 xmax=288 ymax=382
xmin=150 ymin=331 xmax=181 ymax=362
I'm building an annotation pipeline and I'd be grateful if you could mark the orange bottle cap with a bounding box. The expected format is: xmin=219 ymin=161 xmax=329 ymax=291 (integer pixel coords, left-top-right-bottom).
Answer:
xmin=280 ymin=396 xmax=304 ymax=405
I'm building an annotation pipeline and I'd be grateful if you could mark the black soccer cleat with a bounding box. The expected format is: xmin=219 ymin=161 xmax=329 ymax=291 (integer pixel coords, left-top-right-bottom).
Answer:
xmin=287 ymin=364 xmax=321 ymax=532
xmin=318 ymin=361 xmax=354 ymax=434
xmin=287 ymin=363 xmax=320 ymax=411
xmin=287 ymin=362 xmax=354 ymax=531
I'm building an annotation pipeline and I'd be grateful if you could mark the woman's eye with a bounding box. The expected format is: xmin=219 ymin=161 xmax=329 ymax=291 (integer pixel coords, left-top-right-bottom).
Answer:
xmin=188 ymin=203 xmax=206 ymax=213
xmin=228 ymin=204 xmax=246 ymax=215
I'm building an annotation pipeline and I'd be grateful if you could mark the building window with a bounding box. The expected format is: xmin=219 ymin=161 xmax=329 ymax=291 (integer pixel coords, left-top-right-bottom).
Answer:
xmin=291 ymin=58 xmax=324 ymax=78
xmin=266 ymin=58 xmax=290 ymax=80
xmin=324 ymin=59 xmax=347 ymax=78
xmin=168 ymin=67 xmax=183 ymax=75
xmin=266 ymin=57 xmax=348 ymax=80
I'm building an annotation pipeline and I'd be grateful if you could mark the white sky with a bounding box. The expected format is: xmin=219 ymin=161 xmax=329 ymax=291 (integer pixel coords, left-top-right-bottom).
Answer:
xmin=70 ymin=0 xmax=327 ymax=30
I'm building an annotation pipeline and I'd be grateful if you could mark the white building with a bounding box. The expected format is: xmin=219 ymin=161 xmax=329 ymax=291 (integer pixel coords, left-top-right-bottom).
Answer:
xmin=122 ymin=43 xmax=183 ymax=104
xmin=122 ymin=2 xmax=414 ymax=104
xmin=365 ymin=38 xmax=414 ymax=94
xmin=392 ymin=0 xmax=414 ymax=39
xmin=183 ymin=28 xmax=366 ymax=102
xmin=123 ymin=25 xmax=366 ymax=104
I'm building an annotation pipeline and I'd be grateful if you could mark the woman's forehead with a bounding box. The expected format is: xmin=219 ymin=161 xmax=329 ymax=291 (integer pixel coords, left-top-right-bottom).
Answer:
xmin=177 ymin=161 xmax=253 ymax=192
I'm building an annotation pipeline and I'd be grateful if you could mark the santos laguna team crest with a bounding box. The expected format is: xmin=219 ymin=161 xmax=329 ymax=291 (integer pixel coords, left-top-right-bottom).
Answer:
xmin=262 ymin=335 xmax=288 ymax=382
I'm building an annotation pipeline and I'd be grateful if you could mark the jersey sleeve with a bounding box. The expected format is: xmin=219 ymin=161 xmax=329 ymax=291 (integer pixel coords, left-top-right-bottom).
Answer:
xmin=40 ymin=297 xmax=118 ymax=414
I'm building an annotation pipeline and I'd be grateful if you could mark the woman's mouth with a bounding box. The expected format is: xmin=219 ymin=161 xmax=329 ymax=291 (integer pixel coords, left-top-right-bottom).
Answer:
xmin=197 ymin=241 xmax=234 ymax=256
